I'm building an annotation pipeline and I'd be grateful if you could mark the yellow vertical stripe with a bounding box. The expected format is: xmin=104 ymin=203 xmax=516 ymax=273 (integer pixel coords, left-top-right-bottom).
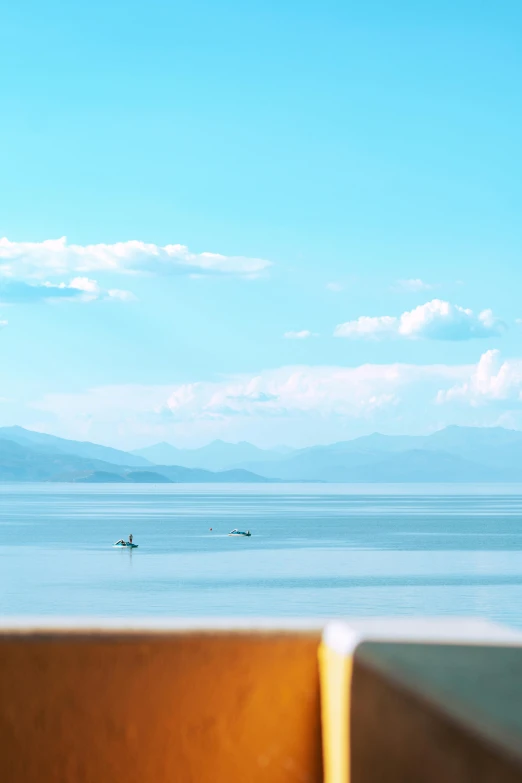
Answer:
xmin=318 ymin=642 xmax=353 ymax=783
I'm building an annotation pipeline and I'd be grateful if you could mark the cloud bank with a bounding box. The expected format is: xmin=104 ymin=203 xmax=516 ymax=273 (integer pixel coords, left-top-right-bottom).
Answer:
xmin=31 ymin=358 xmax=470 ymax=446
xmin=28 ymin=350 xmax=522 ymax=447
xmin=335 ymin=299 xmax=504 ymax=341
xmin=0 ymin=237 xmax=272 ymax=280
xmin=160 ymin=363 xmax=464 ymax=420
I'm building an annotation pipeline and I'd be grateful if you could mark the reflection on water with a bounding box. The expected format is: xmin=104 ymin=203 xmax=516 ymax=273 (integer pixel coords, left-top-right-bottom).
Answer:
xmin=1 ymin=483 xmax=522 ymax=626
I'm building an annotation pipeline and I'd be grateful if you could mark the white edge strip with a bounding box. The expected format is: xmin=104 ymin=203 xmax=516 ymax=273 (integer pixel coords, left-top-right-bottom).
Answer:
xmin=322 ymin=617 xmax=522 ymax=656
xmin=0 ymin=616 xmax=326 ymax=632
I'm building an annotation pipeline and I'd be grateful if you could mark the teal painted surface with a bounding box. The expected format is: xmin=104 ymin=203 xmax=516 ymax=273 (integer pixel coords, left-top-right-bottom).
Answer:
xmin=358 ymin=642 xmax=522 ymax=758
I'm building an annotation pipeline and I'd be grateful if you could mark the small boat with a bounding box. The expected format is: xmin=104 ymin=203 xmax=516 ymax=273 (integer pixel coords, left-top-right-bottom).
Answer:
xmin=113 ymin=540 xmax=139 ymax=548
xmin=228 ymin=529 xmax=251 ymax=537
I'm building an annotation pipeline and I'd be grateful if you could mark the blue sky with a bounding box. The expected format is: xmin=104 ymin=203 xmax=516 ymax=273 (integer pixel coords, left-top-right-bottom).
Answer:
xmin=1 ymin=1 xmax=522 ymax=448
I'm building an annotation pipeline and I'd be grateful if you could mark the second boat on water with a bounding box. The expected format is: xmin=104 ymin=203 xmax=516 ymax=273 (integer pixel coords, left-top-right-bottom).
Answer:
xmin=228 ymin=529 xmax=251 ymax=537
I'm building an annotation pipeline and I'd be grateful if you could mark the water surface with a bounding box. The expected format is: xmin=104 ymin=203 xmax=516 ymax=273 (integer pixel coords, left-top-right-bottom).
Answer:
xmin=2 ymin=483 xmax=522 ymax=626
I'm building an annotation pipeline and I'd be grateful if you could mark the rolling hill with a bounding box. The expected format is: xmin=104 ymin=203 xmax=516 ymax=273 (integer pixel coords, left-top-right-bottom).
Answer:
xmin=0 ymin=426 xmax=152 ymax=467
xmin=0 ymin=436 xmax=272 ymax=483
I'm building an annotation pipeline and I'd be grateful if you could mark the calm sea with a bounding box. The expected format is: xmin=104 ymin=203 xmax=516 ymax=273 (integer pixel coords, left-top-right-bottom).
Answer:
xmin=2 ymin=483 xmax=522 ymax=627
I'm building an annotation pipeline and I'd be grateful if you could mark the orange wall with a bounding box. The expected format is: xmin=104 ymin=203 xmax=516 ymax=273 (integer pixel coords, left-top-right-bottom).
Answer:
xmin=0 ymin=630 xmax=322 ymax=783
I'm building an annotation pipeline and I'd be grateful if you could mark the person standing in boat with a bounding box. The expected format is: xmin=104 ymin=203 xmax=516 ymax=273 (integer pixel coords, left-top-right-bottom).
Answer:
xmin=129 ymin=533 xmax=133 ymax=544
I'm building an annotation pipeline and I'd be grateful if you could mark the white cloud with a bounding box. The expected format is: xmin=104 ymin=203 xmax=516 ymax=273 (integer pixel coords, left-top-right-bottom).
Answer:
xmin=0 ymin=319 xmax=7 ymax=328
xmin=106 ymin=289 xmax=138 ymax=302
xmin=284 ymin=330 xmax=315 ymax=339
xmin=395 ymin=278 xmax=435 ymax=292
xmin=0 ymin=237 xmax=271 ymax=280
xmin=43 ymin=277 xmax=101 ymax=301
xmin=67 ymin=277 xmax=99 ymax=293
xmin=335 ymin=299 xmax=505 ymax=341
xmin=335 ymin=315 xmax=397 ymax=339
xmin=326 ymin=282 xmax=343 ymax=292
xmin=438 ymin=350 xmax=522 ymax=406
xmin=0 ymin=277 xmax=134 ymax=303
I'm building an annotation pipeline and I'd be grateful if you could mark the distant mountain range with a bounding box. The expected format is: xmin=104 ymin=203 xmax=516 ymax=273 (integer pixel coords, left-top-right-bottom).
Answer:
xmin=131 ymin=439 xmax=291 ymax=471
xmin=134 ymin=425 xmax=522 ymax=482
xmin=0 ymin=429 xmax=271 ymax=483
xmin=239 ymin=426 xmax=522 ymax=482
xmin=2 ymin=424 xmax=522 ymax=482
